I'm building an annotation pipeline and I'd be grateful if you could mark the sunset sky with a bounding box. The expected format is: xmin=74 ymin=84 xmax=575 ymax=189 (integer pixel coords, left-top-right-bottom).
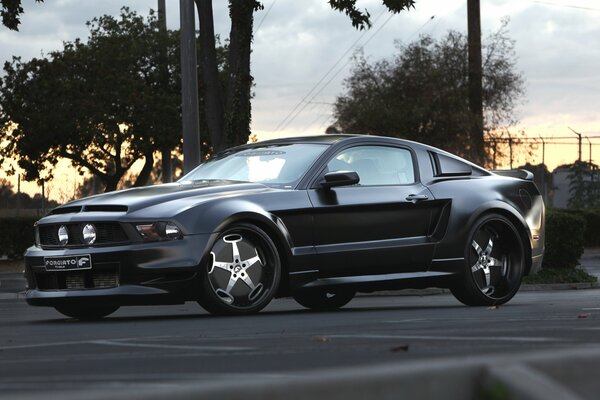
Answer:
xmin=1 ymin=0 xmax=600 ymax=201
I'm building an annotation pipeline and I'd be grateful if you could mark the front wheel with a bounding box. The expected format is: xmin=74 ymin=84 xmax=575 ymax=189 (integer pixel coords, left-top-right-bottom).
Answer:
xmin=451 ymin=214 xmax=525 ymax=306
xmin=198 ymin=223 xmax=281 ymax=315
xmin=293 ymin=289 xmax=355 ymax=311
xmin=54 ymin=304 xmax=119 ymax=320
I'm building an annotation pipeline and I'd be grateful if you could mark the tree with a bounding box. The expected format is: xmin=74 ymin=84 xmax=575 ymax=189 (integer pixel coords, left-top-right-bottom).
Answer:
xmin=1 ymin=0 xmax=43 ymax=30
xmin=568 ymin=161 xmax=600 ymax=209
xmin=330 ymin=22 xmax=524 ymax=162
xmin=0 ymin=8 xmax=182 ymax=191
xmin=196 ymin=0 xmax=416 ymax=153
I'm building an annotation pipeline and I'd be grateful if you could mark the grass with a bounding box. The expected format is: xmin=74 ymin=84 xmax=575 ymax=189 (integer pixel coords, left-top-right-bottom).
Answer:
xmin=523 ymin=267 xmax=598 ymax=284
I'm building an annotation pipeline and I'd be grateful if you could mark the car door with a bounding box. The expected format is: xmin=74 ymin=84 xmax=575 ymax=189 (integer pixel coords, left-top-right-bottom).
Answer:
xmin=307 ymin=144 xmax=440 ymax=278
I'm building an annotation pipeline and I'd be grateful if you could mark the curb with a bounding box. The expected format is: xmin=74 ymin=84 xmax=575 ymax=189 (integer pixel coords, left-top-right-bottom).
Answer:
xmin=357 ymin=282 xmax=600 ymax=297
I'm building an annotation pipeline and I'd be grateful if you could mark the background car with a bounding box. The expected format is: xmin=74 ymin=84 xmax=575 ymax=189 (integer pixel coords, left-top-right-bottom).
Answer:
xmin=24 ymin=134 xmax=544 ymax=319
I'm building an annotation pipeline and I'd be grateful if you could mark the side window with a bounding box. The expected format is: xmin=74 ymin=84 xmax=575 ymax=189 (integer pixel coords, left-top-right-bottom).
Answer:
xmin=326 ymin=146 xmax=415 ymax=186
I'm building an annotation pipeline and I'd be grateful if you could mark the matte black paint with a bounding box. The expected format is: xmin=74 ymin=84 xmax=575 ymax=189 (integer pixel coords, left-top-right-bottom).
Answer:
xmin=24 ymin=135 xmax=544 ymax=308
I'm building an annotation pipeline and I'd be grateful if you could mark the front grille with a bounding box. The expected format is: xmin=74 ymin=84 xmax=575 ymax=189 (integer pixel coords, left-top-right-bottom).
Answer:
xmin=38 ymin=222 xmax=129 ymax=247
xmin=34 ymin=262 xmax=120 ymax=290
xmin=65 ymin=272 xmax=85 ymax=289
xmin=93 ymin=273 xmax=119 ymax=288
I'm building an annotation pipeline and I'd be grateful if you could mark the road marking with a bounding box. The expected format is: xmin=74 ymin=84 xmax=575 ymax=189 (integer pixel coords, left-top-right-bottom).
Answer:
xmin=325 ymin=334 xmax=563 ymax=343
xmin=90 ymin=340 xmax=254 ymax=351
xmin=582 ymin=308 xmax=600 ymax=310
xmin=0 ymin=336 xmax=253 ymax=352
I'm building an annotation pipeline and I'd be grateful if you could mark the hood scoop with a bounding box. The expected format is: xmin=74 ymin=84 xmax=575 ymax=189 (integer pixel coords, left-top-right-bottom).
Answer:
xmin=50 ymin=205 xmax=128 ymax=215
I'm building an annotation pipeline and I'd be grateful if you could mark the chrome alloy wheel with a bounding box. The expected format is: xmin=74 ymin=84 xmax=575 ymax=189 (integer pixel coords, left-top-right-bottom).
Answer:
xmin=451 ymin=214 xmax=525 ymax=306
xmin=200 ymin=224 xmax=280 ymax=314
xmin=470 ymin=233 xmax=508 ymax=295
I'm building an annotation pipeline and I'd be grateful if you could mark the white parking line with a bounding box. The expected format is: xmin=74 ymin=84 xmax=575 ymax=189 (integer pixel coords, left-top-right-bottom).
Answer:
xmin=0 ymin=336 xmax=253 ymax=352
xmin=325 ymin=334 xmax=563 ymax=343
xmin=90 ymin=340 xmax=254 ymax=351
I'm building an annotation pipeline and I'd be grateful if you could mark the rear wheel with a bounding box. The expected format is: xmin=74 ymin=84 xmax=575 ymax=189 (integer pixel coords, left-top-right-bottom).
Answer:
xmin=293 ymin=289 xmax=355 ymax=311
xmin=451 ymin=214 xmax=525 ymax=306
xmin=54 ymin=304 xmax=119 ymax=320
xmin=198 ymin=223 xmax=281 ymax=315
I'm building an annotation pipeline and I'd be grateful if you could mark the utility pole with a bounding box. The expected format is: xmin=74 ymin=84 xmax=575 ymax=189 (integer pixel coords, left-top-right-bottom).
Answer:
xmin=569 ymin=126 xmax=582 ymax=162
xmin=508 ymin=134 xmax=513 ymax=169
xmin=492 ymin=140 xmax=497 ymax=169
xmin=158 ymin=0 xmax=173 ymax=183
xmin=585 ymin=136 xmax=592 ymax=164
xmin=539 ymin=135 xmax=547 ymax=202
xmin=180 ymin=0 xmax=201 ymax=174
xmin=16 ymin=174 xmax=21 ymax=217
xmin=467 ymin=0 xmax=484 ymax=165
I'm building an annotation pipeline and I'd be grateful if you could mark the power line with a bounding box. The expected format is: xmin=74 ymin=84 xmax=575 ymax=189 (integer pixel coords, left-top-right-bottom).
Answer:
xmin=272 ymin=8 xmax=388 ymax=133
xmin=254 ymin=0 xmax=278 ymax=34
xmin=276 ymin=13 xmax=436 ymax=134
xmin=532 ymin=1 xmax=600 ymax=11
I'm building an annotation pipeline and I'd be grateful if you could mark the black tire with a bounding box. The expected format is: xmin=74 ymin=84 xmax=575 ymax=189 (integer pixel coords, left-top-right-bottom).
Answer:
xmin=198 ymin=223 xmax=281 ymax=315
xmin=451 ymin=213 xmax=525 ymax=306
xmin=54 ymin=304 xmax=119 ymax=320
xmin=293 ymin=289 xmax=355 ymax=311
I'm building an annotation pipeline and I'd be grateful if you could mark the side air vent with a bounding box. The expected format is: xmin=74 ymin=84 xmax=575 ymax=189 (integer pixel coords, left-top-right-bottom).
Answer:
xmin=84 ymin=205 xmax=128 ymax=212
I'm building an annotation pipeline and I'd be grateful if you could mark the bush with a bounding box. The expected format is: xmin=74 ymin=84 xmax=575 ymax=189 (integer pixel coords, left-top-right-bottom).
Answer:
xmin=542 ymin=209 xmax=585 ymax=269
xmin=561 ymin=208 xmax=600 ymax=247
xmin=523 ymin=267 xmax=597 ymax=284
xmin=0 ymin=217 xmax=37 ymax=259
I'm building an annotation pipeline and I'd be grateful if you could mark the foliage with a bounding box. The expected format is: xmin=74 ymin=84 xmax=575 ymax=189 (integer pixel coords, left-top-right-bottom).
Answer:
xmin=328 ymin=0 xmax=415 ymax=30
xmin=561 ymin=208 xmax=600 ymax=247
xmin=0 ymin=8 xmax=181 ymax=191
xmin=0 ymin=216 xmax=36 ymax=259
xmin=543 ymin=209 xmax=585 ymax=269
xmin=1 ymin=0 xmax=42 ymax=31
xmin=523 ymin=268 xmax=597 ymax=284
xmin=331 ymin=21 xmax=524 ymax=161
xmin=567 ymin=161 xmax=600 ymax=209
xmin=0 ymin=179 xmax=57 ymax=210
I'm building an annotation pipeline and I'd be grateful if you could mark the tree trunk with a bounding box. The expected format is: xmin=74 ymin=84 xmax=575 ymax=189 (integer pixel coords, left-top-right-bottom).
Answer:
xmin=195 ymin=0 xmax=226 ymax=153
xmin=133 ymin=150 xmax=155 ymax=187
xmin=158 ymin=0 xmax=173 ymax=182
xmin=467 ymin=0 xmax=484 ymax=165
xmin=225 ymin=0 xmax=255 ymax=148
xmin=104 ymin=176 xmax=119 ymax=192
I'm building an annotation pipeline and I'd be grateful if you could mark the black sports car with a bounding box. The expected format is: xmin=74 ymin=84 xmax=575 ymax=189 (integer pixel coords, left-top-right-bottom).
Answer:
xmin=24 ymin=135 xmax=544 ymax=319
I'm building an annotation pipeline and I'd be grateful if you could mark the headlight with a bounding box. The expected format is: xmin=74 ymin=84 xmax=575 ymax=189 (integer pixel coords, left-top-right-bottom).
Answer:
xmin=135 ymin=222 xmax=182 ymax=241
xmin=34 ymin=225 xmax=40 ymax=247
xmin=82 ymin=224 xmax=97 ymax=245
xmin=58 ymin=225 xmax=69 ymax=246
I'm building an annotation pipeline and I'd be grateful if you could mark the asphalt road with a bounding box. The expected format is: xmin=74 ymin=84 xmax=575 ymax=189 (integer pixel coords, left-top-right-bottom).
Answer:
xmin=1 ymin=289 xmax=600 ymax=398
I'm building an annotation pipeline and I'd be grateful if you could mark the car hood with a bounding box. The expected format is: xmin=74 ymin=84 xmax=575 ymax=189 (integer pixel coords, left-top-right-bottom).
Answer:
xmin=53 ymin=180 xmax=272 ymax=215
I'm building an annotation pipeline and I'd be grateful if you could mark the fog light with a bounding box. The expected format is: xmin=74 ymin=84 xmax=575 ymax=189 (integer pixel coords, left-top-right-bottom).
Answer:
xmin=82 ymin=224 xmax=97 ymax=245
xmin=165 ymin=223 xmax=181 ymax=239
xmin=58 ymin=225 xmax=69 ymax=246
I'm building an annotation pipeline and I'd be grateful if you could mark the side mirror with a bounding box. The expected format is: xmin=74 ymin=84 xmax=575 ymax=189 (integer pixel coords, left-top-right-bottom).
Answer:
xmin=321 ymin=171 xmax=360 ymax=189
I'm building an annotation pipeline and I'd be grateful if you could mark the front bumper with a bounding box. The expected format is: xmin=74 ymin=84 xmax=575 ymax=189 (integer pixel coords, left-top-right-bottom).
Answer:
xmin=24 ymin=233 xmax=212 ymax=307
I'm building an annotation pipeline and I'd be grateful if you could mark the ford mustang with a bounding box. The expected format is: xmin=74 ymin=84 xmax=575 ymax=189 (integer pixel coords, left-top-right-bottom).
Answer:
xmin=24 ymin=135 xmax=545 ymax=319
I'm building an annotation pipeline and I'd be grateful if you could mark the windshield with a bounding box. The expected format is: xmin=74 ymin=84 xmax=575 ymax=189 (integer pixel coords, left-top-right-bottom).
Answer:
xmin=180 ymin=143 xmax=328 ymax=188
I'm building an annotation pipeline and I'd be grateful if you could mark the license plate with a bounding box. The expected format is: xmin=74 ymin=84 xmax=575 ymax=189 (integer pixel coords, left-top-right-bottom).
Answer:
xmin=44 ymin=255 xmax=92 ymax=271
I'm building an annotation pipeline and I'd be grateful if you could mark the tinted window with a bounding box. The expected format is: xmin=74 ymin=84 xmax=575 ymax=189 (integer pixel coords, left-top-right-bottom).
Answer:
xmin=326 ymin=146 xmax=415 ymax=186
xmin=181 ymin=143 xmax=328 ymax=188
xmin=434 ymin=153 xmax=472 ymax=176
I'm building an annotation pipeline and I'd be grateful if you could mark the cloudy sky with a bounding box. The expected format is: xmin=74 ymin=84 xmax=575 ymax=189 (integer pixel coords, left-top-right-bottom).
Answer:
xmin=1 ymin=0 xmax=600 ymax=197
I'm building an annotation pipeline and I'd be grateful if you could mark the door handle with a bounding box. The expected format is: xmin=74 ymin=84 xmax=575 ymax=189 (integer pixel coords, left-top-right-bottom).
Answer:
xmin=406 ymin=194 xmax=429 ymax=203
